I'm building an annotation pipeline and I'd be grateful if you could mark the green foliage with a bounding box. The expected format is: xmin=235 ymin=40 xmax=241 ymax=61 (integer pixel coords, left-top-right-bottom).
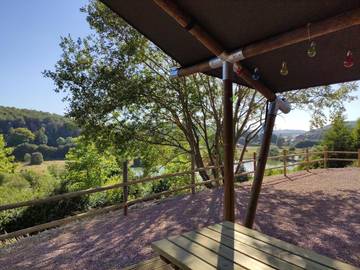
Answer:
xmin=0 ymin=169 xmax=63 ymax=233
xmin=34 ymin=127 xmax=48 ymax=145
xmin=56 ymin=137 xmax=66 ymax=146
xmin=0 ymin=135 xmax=15 ymax=174
xmin=6 ymin=127 xmax=35 ymax=146
xmin=322 ymin=114 xmax=354 ymax=167
xmin=269 ymin=146 xmax=280 ymax=157
xmin=23 ymin=153 xmax=31 ymax=163
xmin=31 ymin=152 xmax=44 ymax=165
xmin=64 ymin=137 xmax=119 ymax=190
xmin=352 ymin=119 xmax=360 ymax=149
xmin=276 ymin=136 xmax=285 ymax=148
xmin=295 ymin=140 xmax=318 ymax=148
xmin=12 ymin=143 xmax=74 ymax=161
xmin=265 ymin=168 xmax=284 ymax=176
xmin=0 ymin=106 xmax=80 ymax=147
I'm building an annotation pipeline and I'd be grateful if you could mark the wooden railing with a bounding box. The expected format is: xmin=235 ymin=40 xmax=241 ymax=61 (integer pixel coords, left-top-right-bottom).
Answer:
xmin=0 ymin=148 xmax=359 ymax=241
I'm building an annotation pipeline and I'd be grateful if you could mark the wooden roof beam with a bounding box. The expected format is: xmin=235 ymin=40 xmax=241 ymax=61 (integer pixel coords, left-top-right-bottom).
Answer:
xmin=171 ymin=7 xmax=360 ymax=79
xmin=153 ymin=0 xmax=277 ymax=101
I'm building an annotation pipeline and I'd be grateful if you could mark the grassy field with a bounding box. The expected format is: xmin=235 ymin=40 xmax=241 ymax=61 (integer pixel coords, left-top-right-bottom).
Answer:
xmin=16 ymin=160 xmax=66 ymax=175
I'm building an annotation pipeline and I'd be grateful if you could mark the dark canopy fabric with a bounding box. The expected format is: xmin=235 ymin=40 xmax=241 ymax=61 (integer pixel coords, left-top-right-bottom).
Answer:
xmin=101 ymin=0 xmax=360 ymax=93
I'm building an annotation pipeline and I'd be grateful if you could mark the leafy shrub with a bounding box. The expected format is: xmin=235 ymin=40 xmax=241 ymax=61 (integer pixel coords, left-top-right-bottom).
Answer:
xmin=295 ymin=140 xmax=318 ymax=148
xmin=37 ymin=145 xmax=57 ymax=160
xmin=265 ymin=168 xmax=283 ymax=176
xmin=13 ymin=143 xmax=38 ymax=160
xmin=23 ymin=153 xmax=31 ymax=163
xmin=47 ymin=164 xmax=66 ymax=178
xmin=288 ymin=146 xmax=296 ymax=152
xmin=269 ymin=146 xmax=280 ymax=157
xmin=31 ymin=152 xmax=44 ymax=165
xmin=0 ymin=173 xmax=30 ymax=189
xmin=151 ymin=179 xmax=170 ymax=193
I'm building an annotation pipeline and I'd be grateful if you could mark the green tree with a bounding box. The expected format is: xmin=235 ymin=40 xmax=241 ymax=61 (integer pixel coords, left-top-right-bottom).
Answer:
xmin=0 ymin=135 xmax=15 ymax=173
xmin=23 ymin=153 xmax=31 ymax=163
xmin=322 ymin=114 xmax=354 ymax=167
xmin=352 ymin=119 xmax=360 ymax=149
xmin=56 ymin=137 xmax=66 ymax=146
xmin=44 ymin=0 xmax=358 ymax=182
xmin=269 ymin=146 xmax=280 ymax=157
xmin=276 ymin=136 xmax=285 ymax=148
xmin=7 ymin=128 xmax=35 ymax=146
xmin=34 ymin=127 xmax=48 ymax=145
xmin=31 ymin=152 xmax=44 ymax=165
xmin=294 ymin=140 xmax=318 ymax=148
xmin=64 ymin=137 xmax=119 ymax=190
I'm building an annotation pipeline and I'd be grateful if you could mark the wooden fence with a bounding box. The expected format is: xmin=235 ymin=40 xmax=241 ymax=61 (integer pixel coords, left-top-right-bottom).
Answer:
xmin=0 ymin=148 xmax=359 ymax=241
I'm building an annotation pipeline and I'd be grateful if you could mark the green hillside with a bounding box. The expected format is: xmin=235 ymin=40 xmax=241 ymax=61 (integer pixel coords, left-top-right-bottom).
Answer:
xmin=0 ymin=106 xmax=80 ymax=146
xmin=299 ymin=121 xmax=356 ymax=141
xmin=0 ymin=106 xmax=80 ymax=161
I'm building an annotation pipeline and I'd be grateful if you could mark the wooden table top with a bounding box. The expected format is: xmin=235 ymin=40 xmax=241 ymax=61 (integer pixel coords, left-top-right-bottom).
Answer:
xmin=152 ymin=221 xmax=359 ymax=270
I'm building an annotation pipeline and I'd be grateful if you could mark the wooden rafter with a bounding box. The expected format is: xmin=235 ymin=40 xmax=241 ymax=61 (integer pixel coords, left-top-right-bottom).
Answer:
xmin=174 ymin=8 xmax=360 ymax=80
xmin=153 ymin=0 xmax=276 ymax=101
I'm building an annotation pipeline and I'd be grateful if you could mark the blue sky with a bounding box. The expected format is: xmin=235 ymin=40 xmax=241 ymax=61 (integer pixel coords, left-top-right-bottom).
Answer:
xmin=0 ymin=1 xmax=359 ymax=131
xmin=0 ymin=0 xmax=89 ymax=115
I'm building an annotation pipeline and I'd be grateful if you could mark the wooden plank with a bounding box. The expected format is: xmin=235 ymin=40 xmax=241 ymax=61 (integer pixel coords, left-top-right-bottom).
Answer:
xmin=182 ymin=231 xmax=290 ymax=270
xmin=206 ymin=225 xmax=328 ymax=270
xmin=151 ymin=239 xmax=216 ymax=270
xmin=221 ymin=221 xmax=360 ymax=270
xmin=168 ymin=235 xmax=246 ymax=270
xmin=191 ymin=228 xmax=303 ymax=270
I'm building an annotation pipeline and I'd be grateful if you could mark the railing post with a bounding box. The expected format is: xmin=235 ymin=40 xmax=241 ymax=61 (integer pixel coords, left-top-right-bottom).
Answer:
xmin=306 ymin=148 xmax=310 ymax=171
xmin=324 ymin=146 xmax=328 ymax=169
xmin=253 ymin=152 xmax=257 ymax=174
xmin=358 ymin=149 xmax=360 ymax=168
xmin=123 ymin=160 xmax=128 ymax=216
xmin=283 ymin=149 xmax=287 ymax=176
xmin=190 ymin=154 xmax=196 ymax=194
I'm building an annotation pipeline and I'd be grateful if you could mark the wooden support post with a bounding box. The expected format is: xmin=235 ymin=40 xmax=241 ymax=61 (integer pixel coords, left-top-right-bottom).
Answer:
xmin=253 ymin=152 xmax=257 ymax=174
xmin=123 ymin=160 xmax=128 ymax=216
xmin=305 ymin=148 xmax=310 ymax=171
xmin=190 ymin=154 xmax=196 ymax=194
xmin=283 ymin=149 xmax=287 ymax=176
xmin=358 ymin=149 xmax=360 ymax=168
xmin=244 ymin=100 xmax=277 ymax=228
xmin=223 ymin=61 xmax=235 ymax=222
xmin=324 ymin=146 xmax=328 ymax=169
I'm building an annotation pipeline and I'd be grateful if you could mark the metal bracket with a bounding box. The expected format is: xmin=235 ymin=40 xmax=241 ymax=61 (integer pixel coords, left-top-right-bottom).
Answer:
xmin=273 ymin=96 xmax=291 ymax=114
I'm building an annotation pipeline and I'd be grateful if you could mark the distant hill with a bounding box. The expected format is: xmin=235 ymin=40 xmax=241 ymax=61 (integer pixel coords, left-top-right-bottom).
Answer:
xmin=273 ymin=129 xmax=306 ymax=138
xmin=295 ymin=121 xmax=357 ymax=142
xmin=0 ymin=106 xmax=80 ymax=146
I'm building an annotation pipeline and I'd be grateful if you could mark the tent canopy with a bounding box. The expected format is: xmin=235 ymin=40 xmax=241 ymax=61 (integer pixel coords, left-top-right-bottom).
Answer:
xmin=101 ymin=0 xmax=359 ymax=93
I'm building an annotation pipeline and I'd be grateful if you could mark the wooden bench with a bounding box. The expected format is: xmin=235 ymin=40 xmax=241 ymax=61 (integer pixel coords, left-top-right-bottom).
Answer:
xmin=152 ymin=221 xmax=359 ymax=270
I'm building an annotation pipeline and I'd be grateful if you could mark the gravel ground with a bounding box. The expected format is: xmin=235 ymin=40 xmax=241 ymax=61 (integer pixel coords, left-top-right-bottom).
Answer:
xmin=0 ymin=168 xmax=359 ymax=269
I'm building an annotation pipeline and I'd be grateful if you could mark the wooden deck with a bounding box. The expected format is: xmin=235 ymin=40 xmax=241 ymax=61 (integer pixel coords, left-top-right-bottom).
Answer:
xmin=152 ymin=221 xmax=359 ymax=270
